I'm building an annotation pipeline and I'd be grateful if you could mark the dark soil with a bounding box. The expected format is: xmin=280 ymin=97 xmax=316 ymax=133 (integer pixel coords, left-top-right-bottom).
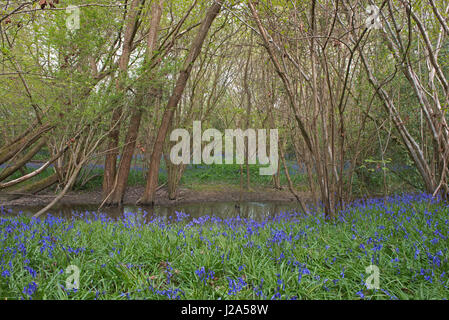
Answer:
xmin=1 ymin=185 xmax=306 ymax=207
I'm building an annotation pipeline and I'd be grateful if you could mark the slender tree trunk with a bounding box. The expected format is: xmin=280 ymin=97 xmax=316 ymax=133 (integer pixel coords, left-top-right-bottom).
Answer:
xmin=33 ymin=163 xmax=83 ymax=218
xmin=108 ymin=108 xmax=143 ymax=205
xmin=0 ymin=139 xmax=47 ymax=182
xmin=3 ymin=172 xmax=59 ymax=201
xmin=0 ymin=136 xmax=72 ymax=189
xmin=0 ymin=124 xmax=53 ymax=165
xmin=0 ymin=119 xmax=39 ymax=153
xmin=279 ymin=136 xmax=307 ymax=214
xmin=243 ymin=35 xmax=252 ymax=191
xmin=106 ymin=0 xmax=164 ymax=206
xmin=102 ymin=0 xmax=143 ymax=200
xmin=138 ymin=0 xmax=223 ymax=205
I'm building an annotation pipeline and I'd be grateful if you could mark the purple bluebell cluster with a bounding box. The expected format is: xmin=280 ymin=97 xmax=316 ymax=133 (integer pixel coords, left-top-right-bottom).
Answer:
xmin=23 ymin=281 xmax=38 ymax=298
xmin=0 ymin=192 xmax=448 ymax=299
xmin=227 ymin=276 xmax=247 ymax=295
xmin=195 ymin=266 xmax=215 ymax=285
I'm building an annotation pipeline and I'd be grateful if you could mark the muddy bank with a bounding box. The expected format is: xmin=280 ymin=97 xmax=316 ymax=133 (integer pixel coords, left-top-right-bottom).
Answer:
xmin=1 ymin=185 xmax=306 ymax=208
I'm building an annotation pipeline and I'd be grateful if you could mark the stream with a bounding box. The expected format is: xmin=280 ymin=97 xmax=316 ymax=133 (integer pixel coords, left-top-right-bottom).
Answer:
xmin=2 ymin=201 xmax=304 ymax=222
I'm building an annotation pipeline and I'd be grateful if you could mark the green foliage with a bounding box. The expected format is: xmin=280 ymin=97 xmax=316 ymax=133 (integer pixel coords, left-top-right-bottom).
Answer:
xmin=1 ymin=196 xmax=448 ymax=299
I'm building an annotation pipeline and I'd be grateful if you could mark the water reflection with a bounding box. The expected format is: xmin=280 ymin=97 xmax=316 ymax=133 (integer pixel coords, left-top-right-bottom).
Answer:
xmin=7 ymin=201 xmax=303 ymax=222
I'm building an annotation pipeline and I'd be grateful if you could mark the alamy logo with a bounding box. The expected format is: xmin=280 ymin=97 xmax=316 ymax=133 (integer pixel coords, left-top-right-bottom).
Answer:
xmin=65 ymin=265 xmax=80 ymax=290
xmin=365 ymin=5 xmax=382 ymax=30
xmin=170 ymin=121 xmax=279 ymax=175
xmin=66 ymin=5 xmax=80 ymax=32
xmin=365 ymin=265 xmax=380 ymax=289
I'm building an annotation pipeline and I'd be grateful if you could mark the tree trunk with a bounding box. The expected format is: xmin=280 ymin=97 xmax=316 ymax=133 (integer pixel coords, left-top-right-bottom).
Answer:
xmin=243 ymin=35 xmax=252 ymax=191
xmin=0 ymin=124 xmax=53 ymax=165
xmin=280 ymin=137 xmax=307 ymax=214
xmin=0 ymin=139 xmax=69 ymax=189
xmin=166 ymin=149 xmax=186 ymax=200
xmin=102 ymin=0 xmax=143 ymax=200
xmin=138 ymin=0 xmax=223 ymax=205
xmin=33 ymin=164 xmax=83 ymax=218
xmin=0 ymin=119 xmax=39 ymax=153
xmin=0 ymin=138 xmax=47 ymax=182
xmin=107 ymin=108 xmax=143 ymax=205
xmin=103 ymin=0 xmax=164 ymax=206
xmin=3 ymin=173 xmax=59 ymax=201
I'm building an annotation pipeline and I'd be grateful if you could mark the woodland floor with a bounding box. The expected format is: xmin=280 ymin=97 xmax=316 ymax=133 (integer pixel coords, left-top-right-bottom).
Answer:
xmin=1 ymin=185 xmax=304 ymax=207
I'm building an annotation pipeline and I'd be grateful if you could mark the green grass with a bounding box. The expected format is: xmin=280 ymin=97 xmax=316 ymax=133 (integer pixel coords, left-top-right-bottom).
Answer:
xmin=0 ymin=193 xmax=448 ymax=300
xmin=3 ymin=160 xmax=308 ymax=192
xmin=180 ymin=162 xmax=306 ymax=188
xmin=4 ymin=158 xmax=415 ymax=197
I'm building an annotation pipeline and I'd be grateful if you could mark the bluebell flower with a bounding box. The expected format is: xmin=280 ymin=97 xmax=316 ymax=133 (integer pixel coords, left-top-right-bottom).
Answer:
xmin=227 ymin=276 xmax=247 ymax=295
xmin=25 ymin=266 xmax=37 ymax=278
xmin=23 ymin=281 xmax=38 ymax=297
